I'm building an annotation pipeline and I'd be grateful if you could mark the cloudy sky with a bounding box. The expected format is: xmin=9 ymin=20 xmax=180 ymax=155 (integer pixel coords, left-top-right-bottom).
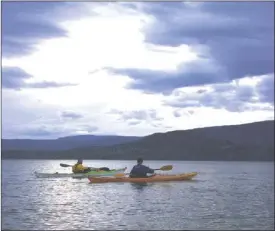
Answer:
xmin=2 ymin=2 xmax=274 ymax=139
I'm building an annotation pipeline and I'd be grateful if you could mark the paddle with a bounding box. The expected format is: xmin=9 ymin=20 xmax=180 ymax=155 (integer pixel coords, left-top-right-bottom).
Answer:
xmin=114 ymin=165 xmax=173 ymax=178
xmin=60 ymin=163 xmax=98 ymax=170
xmin=154 ymin=165 xmax=173 ymax=171
xmin=60 ymin=163 xmax=74 ymax=167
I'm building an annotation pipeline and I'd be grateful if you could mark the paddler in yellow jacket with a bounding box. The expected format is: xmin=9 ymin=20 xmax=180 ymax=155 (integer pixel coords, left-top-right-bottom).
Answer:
xmin=72 ymin=159 xmax=111 ymax=173
xmin=72 ymin=159 xmax=91 ymax=173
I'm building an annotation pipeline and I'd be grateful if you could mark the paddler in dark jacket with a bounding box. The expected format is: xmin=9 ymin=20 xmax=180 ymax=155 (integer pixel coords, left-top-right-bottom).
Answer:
xmin=129 ymin=158 xmax=155 ymax=178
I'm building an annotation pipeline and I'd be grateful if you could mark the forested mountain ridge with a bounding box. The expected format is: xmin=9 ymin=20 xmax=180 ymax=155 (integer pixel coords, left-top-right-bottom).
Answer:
xmin=2 ymin=120 xmax=274 ymax=161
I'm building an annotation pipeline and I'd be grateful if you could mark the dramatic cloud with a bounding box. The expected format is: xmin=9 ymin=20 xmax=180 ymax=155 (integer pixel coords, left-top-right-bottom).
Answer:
xmin=256 ymin=74 xmax=274 ymax=104
xmin=2 ymin=66 xmax=77 ymax=89
xmin=2 ymin=66 xmax=32 ymax=89
xmin=2 ymin=2 xmax=67 ymax=58
xmin=2 ymin=2 xmax=92 ymax=58
xmin=165 ymin=74 xmax=274 ymax=112
xmin=109 ymin=57 xmax=222 ymax=94
xmin=2 ymin=2 xmax=274 ymax=139
xmin=111 ymin=2 xmax=274 ymax=94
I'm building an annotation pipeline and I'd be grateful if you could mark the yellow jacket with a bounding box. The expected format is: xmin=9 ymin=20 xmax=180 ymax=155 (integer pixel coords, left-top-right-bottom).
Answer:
xmin=72 ymin=163 xmax=89 ymax=173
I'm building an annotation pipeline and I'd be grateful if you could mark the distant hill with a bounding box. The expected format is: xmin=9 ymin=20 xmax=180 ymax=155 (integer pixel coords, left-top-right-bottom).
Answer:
xmin=2 ymin=120 xmax=274 ymax=161
xmin=1 ymin=135 xmax=141 ymax=151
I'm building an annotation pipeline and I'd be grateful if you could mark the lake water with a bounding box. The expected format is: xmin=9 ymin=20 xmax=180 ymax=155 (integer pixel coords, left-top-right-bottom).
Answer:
xmin=1 ymin=160 xmax=274 ymax=230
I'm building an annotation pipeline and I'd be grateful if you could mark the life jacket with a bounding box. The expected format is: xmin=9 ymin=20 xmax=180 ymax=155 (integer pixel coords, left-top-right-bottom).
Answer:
xmin=72 ymin=163 xmax=85 ymax=173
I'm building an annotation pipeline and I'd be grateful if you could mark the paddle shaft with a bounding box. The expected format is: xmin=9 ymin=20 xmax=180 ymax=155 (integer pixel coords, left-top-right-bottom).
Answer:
xmin=60 ymin=163 xmax=111 ymax=172
xmin=123 ymin=169 xmax=160 ymax=176
xmin=60 ymin=163 xmax=97 ymax=170
xmin=115 ymin=165 xmax=173 ymax=177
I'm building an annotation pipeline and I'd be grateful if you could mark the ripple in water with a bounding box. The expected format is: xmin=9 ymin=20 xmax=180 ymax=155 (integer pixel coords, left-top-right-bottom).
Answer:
xmin=2 ymin=160 xmax=274 ymax=230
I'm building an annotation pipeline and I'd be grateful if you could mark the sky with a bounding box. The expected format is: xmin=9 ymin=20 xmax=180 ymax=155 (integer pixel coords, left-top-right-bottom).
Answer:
xmin=2 ymin=2 xmax=274 ymax=139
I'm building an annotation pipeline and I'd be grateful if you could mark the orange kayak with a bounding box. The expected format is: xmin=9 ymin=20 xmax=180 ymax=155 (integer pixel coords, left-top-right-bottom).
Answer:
xmin=88 ymin=172 xmax=198 ymax=183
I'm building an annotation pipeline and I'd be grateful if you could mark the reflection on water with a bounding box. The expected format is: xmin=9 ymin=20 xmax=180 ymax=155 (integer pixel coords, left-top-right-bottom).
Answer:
xmin=130 ymin=182 xmax=149 ymax=189
xmin=2 ymin=160 xmax=274 ymax=230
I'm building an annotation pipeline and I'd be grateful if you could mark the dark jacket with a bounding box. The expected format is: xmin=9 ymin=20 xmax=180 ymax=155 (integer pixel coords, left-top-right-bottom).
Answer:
xmin=129 ymin=164 xmax=154 ymax=178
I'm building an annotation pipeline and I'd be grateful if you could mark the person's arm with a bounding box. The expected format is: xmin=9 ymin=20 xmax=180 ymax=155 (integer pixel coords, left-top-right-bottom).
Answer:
xmin=129 ymin=167 xmax=135 ymax=176
xmin=144 ymin=166 xmax=154 ymax=174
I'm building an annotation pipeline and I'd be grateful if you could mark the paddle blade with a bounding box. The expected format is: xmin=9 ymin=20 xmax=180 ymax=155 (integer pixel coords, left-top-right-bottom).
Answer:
xmin=60 ymin=163 xmax=72 ymax=167
xmin=159 ymin=165 xmax=173 ymax=171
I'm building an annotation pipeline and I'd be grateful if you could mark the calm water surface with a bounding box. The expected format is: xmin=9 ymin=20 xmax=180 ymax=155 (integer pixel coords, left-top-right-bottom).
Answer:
xmin=1 ymin=160 xmax=274 ymax=230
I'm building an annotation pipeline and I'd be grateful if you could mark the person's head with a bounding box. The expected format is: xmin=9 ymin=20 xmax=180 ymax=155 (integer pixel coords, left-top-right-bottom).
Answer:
xmin=137 ymin=157 xmax=143 ymax=164
xmin=77 ymin=159 xmax=83 ymax=164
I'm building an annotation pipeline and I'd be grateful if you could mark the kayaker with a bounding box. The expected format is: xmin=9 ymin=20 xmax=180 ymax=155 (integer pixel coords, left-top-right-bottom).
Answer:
xmin=72 ymin=159 xmax=111 ymax=173
xmin=129 ymin=157 xmax=155 ymax=178
xmin=72 ymin=159 xmax=91 ymax=174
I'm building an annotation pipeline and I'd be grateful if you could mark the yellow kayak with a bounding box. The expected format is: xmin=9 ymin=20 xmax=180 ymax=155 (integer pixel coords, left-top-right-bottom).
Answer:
xmin=88 ymin=172 xmax=198 ymax=183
